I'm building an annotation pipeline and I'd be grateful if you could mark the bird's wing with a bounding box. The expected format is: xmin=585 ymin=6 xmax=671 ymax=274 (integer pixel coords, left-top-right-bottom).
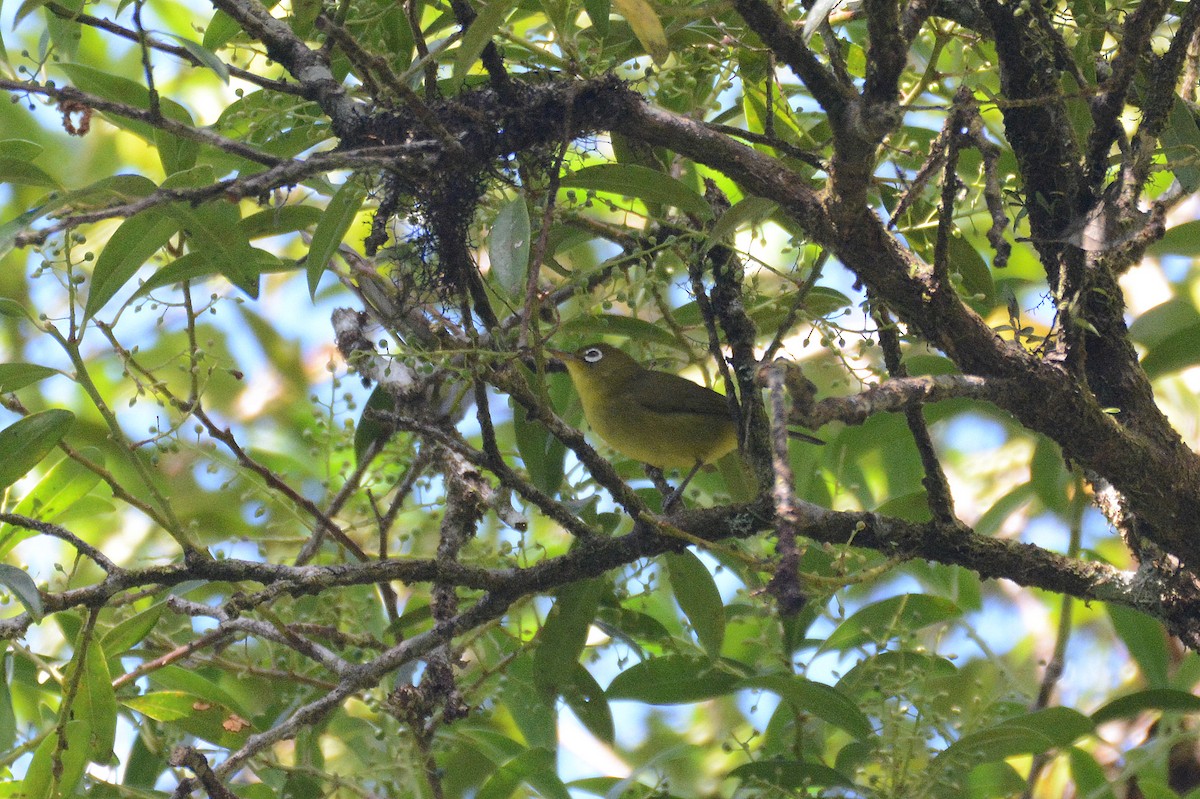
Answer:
xmin=626 ymin=370 xmax=733 ymax=418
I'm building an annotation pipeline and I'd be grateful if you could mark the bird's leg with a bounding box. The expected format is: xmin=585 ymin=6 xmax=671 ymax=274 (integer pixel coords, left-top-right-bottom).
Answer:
xmin=662 ymin=460 xmax=704 ymax=514
xmin=645 ymin=465 xmax=673 ymax=504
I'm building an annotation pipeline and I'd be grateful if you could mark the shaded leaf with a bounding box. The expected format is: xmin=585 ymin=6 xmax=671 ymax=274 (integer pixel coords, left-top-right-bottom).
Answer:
xmin=75 ymin=638 xmax=117 ymax=761
xmin=535 ymin=579 xmax=604 ymax=696
xmin=354 ymin=385 xmax=396 ymax=467
xmin=740 ymin=674 xmax=874 ymax=740
xmin=702 ymin=196 xmax=778 ymax=254
xmin=561 ymin=313 xmax=686 ymax=349
xmin=454 ymin=0 xmax=519 ymax=84
xmin=561 ymin=164 xmax=712 ymax=218
xmin=132 ymin=248 xmax=290 ymax=301
xmin=101 ymin=601 xmax=166 ymax=657
xmin=1107 ymin=604 xmax=1170 ymax=688
xmin=0 ymin=157 xmax=60 ymax=189
xmin=562 ymin=662 xmax=614 ymax=743
xmin=86 ymin=210 xmax=179 ymax=318
xmin=512 ymin=391 xmax=568 ymax=495
xmin=0 ymin=409 xmax=75 ymax=489
xmin=308 ymin=180 xmax=367 ymax=297
xmin=0 ymin=362 xmax=58 ymax=393
xmin=607 ymin=655 xmax=742 ymax=704
xmin=584 ymin=0 xmax=611 ymax=34
xmin=934 ymin=707 xmax=1093 ymax=768
xmin=21 ymin=719 xmax=90 ymax=799
xmin=238 ymin=205 xmax=324 ymax=239
xmin=1092 ymin=687 xmax=1200 ymax=725
xmin=1149 ymin=220 xmax=1200 ymax=256
xmin=664 ymin=550 xmax=725 ymax=658
xmin=818 ymin=594 xmax=961 ymax=653
xmin=0 ymin=563 xmax=43 ymax=621
xmin=166 ymin=34 xmax=231 ymax=83
xmin=729 ymin=759 xmax=854 ymax=790
xmin=489 ymin=196 xmax=532 ymax=297
xmin=477 ymin=747 xmax=570 ymax=799
xmin=1140 ymin=321 xmax=1200 ymax=378
xmin=1163 ymin=95 xmax=1200 ymax=194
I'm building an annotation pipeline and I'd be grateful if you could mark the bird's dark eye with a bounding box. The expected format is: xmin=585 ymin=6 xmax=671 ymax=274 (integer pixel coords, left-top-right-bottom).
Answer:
xmin=583 ymin=347 xmax=603 ymax=363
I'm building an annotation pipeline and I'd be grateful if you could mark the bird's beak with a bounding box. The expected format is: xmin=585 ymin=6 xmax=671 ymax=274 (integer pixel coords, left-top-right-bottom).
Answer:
xmin=545 ymin=348 xmax=572 ymax=373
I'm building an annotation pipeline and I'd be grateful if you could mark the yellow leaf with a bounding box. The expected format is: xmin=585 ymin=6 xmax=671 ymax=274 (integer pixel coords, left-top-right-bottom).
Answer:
xmin=612 ymin=0 xmax=670 ymax=64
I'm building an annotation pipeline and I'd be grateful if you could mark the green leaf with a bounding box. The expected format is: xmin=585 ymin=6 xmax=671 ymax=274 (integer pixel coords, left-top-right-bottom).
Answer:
xmin=354 ymin=385 xmax=396 ymax=467
xmin=561 ymin=313 xmax=687 ymax=349
xmin=165 ymin=34 xmax=231 ymax=83
xmin=202 ymin=8 xmax=244 ymax=49
xmin=0 ymin=298 xmax=27 ymax=318
xmin=123 ymin=690 xmax=252 ymax=748
xmin=512 ymin=395 xmax=567 ymax=495
xmin=1092 ymin=687 xmax=1200 ymax=724
xmin=101 ymin=601 xmax=166 ymax=657
xmin=57 ymin=63 xmax=199 ymax=175
xmin=85 ymin=210 xmax=180 ymax=318
xmin=818 ymin=594 xmax=962 ymax=654
xmin=729 ymin=759 xmax=854 ymax=790
xmin=477 ymin=747 xmax=570 ymax=799
xmin=1107 ymin=604 xmax=1169 ymax=688
xmin=534 ymin=578 xmax=604 ymax=696
xmin=21 ymin=719 xmax=90 ymax=799
xmin=739 ymin=674 xmax=874 ymax=739
xmin=131 ymin=248 xmax=290 ymax=301
xmin=0 ymin=362 xmax=58 ymax=393
xmin=701 ymin=196 xmax=778 ymax=253
xmin=238 ymin=205 xmax=324 ymax=239
xmin=307 ymin=180 xmax=367 ymax=297
xmin=13 ymin=0 xmax=52 ymax=26
xmin=837 ymin=651 xmax=959 ymax=698
xmin=874 ymin=489 xmax=931 ymax=522
xmin=583 ymin=0 xmax=611 ymax=34
xmin=0 ymin=409 xmax=75 ymax=489
xmin=561 ymin=164 xmax=712 ymax=218
xmin=4 ymin=449 xmax=104 ymax=556
xmin=1030 ymin=436 xmax=1069 ymax=514
xmin=121 ymin=690 xmax=199 ymax=722
xmin=664 ymin=550 xmax=725 ymax=658
xmin=74 ymin=637 xmax=117 ymax=761
xmin=453 ymin=0 xmax=519 ymax=85
xmin=606 ymin=655 xmax=742 ymax=704
xmin=973 ymin=483 xmax=1035 ymax=537
xmin=0 ymin=157 xmax=60 ymax=189
xmin=0 ymin=655 xmax=15 ymax=752
xmin=965 ymin=762 xmax=1027 ymax=799
xmin=156 ymin=167 xmax=264 ymax=295
xmin=0 ymin=139 xmax=43 ymax=160
xmin=1162 ymin=95 xmax=1200 ymax=194
xmin=0 ymin=563 xmax=43 ymax=621
xmin=0 ymin=200 xmax=72 ymax=263
xmin=488 ymin=196 xmax=532 ymax=297
xmin=148 ymin=664 xmax=253 ymax=719
xmin=1149 ymin=220 xmax=1200 ymax=256
xmin=948 ymin=232 xmax=993 ymax=300
xmin=934 ymin=707 xmax=1093 ymax=768
xmin=562 ymin=662 xmax=613 ymax=743
xmin=1140 ymin=321 xmax=1200 ymax=378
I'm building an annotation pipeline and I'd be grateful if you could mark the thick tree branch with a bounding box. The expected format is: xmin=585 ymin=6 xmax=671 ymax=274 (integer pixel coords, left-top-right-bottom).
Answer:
xmin=208 ymin=0 xmax=366 ymax=137
xmin=1085 ymin=0 xmax=1173 ymax=190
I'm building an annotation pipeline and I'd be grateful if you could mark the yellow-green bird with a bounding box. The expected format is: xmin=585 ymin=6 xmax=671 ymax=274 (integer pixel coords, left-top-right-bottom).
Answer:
xmin=550 ymin=342 xmax=746 ymax=476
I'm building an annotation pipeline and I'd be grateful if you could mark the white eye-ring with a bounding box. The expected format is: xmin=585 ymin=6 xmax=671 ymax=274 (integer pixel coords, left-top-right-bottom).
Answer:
xmin=583 ymin=347 xmax=604 ymax=363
